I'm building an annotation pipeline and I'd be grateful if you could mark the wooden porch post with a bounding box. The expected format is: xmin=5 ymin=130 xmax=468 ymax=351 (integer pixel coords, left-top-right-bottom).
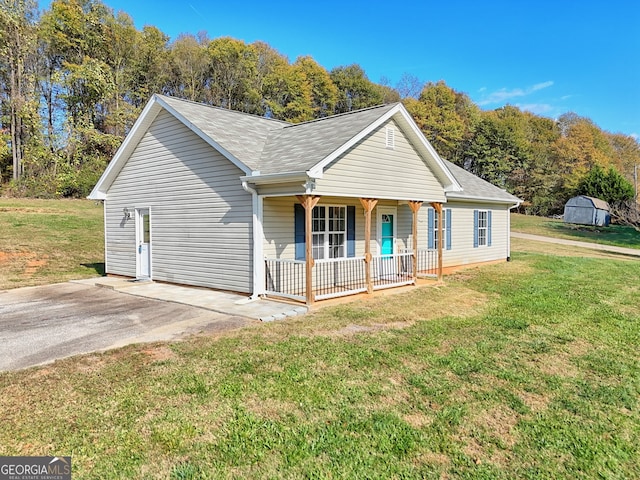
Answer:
xmin=431 ymin=202 xmax=443 ymax=281
xmin=408 ymin=201 xmax=423 ymax=282
xmin=297 ymin=195 xmax=320 ymax=305
xmin=359 ymin=198 xmax=378 ymax=294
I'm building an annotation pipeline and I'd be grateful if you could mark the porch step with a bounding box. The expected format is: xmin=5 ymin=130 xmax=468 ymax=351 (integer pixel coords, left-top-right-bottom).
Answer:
xmin=260 ymin=306 xmax=308 ymax=322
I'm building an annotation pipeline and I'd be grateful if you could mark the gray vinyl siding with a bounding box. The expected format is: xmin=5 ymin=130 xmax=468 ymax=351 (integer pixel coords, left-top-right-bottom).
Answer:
xmin=262 ymin=196 xmax=401 ymax=259
xmin=105 ymin=109 xmax=253 ymax=293
xmin=314 ymin=119 xmax=446 ymax=202
xmin=427 ymin=201 xmax=510 ymax=267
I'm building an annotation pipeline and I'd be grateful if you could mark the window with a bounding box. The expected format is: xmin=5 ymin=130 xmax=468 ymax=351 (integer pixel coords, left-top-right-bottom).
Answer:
xmin=473 ymin=209 xmax=491 ymax=248
xmin=295 ymin=204 xmax=355 ymax=260
xmin=312 ymin=206 xmax=346 ymax=259
xmin=477 ymin=211 xmax=488 ymax=246
xmin=427 ymin=207 xmax=451 ymax=250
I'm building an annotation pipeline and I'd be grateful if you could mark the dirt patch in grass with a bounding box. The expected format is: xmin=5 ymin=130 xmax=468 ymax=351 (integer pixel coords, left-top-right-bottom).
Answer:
xmin=23 ymin=256 xmax=48 ymax=277
xmin=529 ymin=338 xmax=593 ymax=379
xmin=142 ymin=345 xmax=177 ymax=363
xmin=0 ymin=251 xmax=51 ymax=280
xmin=518 ymin=390 xmax=550 ymax=413
xmin=321 ymin=321 xmax=414 ymax=337
xmin=306 ymin=285 xmax=491 ymax=339
xmin=403 ymin=411 xmax=434 ymax=428
xmin=413 ymin=451 xmax=450 ymax=469
xmin=475 ymin=406 xmax=519 ymax=447
xmin=460 ymin=405 xmax=520 ymax=468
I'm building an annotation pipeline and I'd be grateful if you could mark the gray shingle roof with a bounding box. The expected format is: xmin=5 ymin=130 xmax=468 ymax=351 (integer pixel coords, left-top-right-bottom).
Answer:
xmin=161 ymin=95 xmax=399 ymax=175
xmin=158 ymin=95 xmax=287 ymax=172
xmin=258 ymin=104 xmax=398 ymax=174
xmin=158 ymin=95 xmax=519 ymax=205
xmin=443 ymin=160 xmax=521 ymax=204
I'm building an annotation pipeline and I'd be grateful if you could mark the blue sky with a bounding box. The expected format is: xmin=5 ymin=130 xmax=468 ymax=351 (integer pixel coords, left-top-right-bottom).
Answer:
xmin=44 ymin=0 xmax=640 ymax=137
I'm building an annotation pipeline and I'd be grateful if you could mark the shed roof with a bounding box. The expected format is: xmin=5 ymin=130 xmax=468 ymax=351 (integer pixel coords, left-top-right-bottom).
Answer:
xmin=566 ymin=195 xmax=610 ymax=211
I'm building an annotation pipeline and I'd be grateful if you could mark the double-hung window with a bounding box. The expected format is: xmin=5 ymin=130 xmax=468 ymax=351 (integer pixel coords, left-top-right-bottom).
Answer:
xmin=477 ymin=211 xmax=488 ymax=246
xmin=295 ymin=204 xmax=355 ymax=260
xmin=473 ymin=209 xmax=491 ymax=248
xmin=312 ymin=206 xmax=346 ymax=259
xmin=427 ymin=207 xmax=451 ymax=251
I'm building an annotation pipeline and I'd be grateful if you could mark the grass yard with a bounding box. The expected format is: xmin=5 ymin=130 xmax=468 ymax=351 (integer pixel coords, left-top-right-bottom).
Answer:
xmin=511 ymin=212 xmax=640 ymax=249
xmin=0 ymin=198 xmax=105 ymax=288
xmin=1 ymin=201 xmax=639 ymax=478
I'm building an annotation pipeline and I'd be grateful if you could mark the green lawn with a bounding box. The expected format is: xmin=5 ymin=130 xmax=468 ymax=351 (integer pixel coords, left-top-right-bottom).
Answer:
xmin=511 ymin=212 xmax=640 ymax=249
xmin=0 ymin=198 xmax=104 ymax=288
xmin=1 ymin=204 xmax=639 ymax=478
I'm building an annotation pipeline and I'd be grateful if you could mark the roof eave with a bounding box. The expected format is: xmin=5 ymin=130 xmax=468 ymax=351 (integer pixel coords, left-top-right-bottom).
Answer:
xmin=445 ymin=192 xmax=522 ymax=205
xmin=88 ymin=95 xmax=164 ymax=199
xmin=241 ymin=171 xmax=310 ymax=185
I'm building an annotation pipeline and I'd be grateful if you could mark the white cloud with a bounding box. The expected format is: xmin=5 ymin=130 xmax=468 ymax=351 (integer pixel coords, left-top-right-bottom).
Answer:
xmin=631 ymin=133 xmax=639 ymax=140
xmin=532 ymin=81 xmax=554 ymax=91
xmin=516 ymin=103 xmax=554 ymax=115
xmin=478 ymin=81 xmax=554 ymax=106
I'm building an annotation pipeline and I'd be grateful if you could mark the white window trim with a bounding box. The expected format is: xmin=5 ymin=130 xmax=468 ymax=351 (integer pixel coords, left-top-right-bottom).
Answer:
xmin=477 ymin=210 xmax=488 ymax=247
xmin=135 ymin=207 xmax=152 ymax=279
xmin=428 ymin=207 xmax=450 ymax=251
xmin=434 ymin=208 xmax=448 ymax=251
xmin=312 ymin=204 xmax=347 ymax=260
xmin=376 ymin=206 xmax=397 ymax=256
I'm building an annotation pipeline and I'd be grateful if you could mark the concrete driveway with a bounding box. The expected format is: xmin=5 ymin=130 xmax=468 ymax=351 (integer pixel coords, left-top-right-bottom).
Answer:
xmin=0 ymin=282 xmax=256 ymax=371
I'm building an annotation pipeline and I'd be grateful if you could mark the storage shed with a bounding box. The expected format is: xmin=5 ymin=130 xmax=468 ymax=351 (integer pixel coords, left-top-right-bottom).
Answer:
xmin=563 ymin=195 xmax=610 ymax=226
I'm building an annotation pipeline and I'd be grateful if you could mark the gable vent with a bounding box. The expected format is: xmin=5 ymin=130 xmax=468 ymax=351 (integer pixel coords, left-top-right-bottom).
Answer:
xmin=385 ymin=126 xmax=395 ymax=149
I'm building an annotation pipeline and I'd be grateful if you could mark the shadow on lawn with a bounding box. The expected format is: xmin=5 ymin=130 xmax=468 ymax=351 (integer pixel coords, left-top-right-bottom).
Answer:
xmin=82 ymin=262 xmax=105 ymax=276
xmin=546 ymin=221 xmax=640 ymax=247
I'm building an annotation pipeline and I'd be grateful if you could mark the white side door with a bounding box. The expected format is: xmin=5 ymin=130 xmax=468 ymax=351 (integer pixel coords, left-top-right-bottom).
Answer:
xmin=136 ymin=208 xmax=151 ymax=278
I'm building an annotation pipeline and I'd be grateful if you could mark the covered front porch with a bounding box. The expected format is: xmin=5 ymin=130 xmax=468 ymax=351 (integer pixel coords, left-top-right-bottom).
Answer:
xmin=262 ymin=195 xmax=444 ymax=304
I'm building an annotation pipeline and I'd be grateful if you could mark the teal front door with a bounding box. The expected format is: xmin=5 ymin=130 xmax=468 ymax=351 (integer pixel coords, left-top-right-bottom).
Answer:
xmin=381 ymin=213 xmax=394 ymax=256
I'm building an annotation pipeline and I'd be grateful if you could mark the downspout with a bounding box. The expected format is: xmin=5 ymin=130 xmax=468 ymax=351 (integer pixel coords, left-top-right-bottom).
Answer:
xmin=507 ymin=201 xmax=522 ymax=261
xmin=242 ymin=181 xmax=264 ymax=300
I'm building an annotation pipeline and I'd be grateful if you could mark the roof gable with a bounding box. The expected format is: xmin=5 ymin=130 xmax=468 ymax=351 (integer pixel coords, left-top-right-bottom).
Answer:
xmin=257 ymin=104 xmax=397 ymax=175
xmin=89 ymin=95 xmax=287 ymax=199
xmin=255 ymin=103 xmax=461 ymax=192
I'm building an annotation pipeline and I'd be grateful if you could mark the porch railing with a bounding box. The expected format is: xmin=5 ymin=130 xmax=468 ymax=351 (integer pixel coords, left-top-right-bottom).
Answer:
xmin=314 ymin=256 xmax=367 ymax=300
xmin=265 ymin=258 xmax=306 ymax=301
xmin=371 ymin=252 xmax=415 ymax=290
xmin=400 ymin=248 xmax=438 ymax=277
xmin=265 ymin=251 xmax=421 ymax=302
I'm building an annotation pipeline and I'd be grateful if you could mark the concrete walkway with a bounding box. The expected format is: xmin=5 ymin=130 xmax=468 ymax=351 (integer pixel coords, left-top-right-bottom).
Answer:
xmin=72 ymin=277 xmax=308 ymax=321
xmin=511 ymin=232 xmax=640 ymax=258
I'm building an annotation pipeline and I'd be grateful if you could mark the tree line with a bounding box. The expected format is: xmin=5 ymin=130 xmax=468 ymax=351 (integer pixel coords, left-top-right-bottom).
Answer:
xmin=1 ymin=0 xmax=639 ymax=216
